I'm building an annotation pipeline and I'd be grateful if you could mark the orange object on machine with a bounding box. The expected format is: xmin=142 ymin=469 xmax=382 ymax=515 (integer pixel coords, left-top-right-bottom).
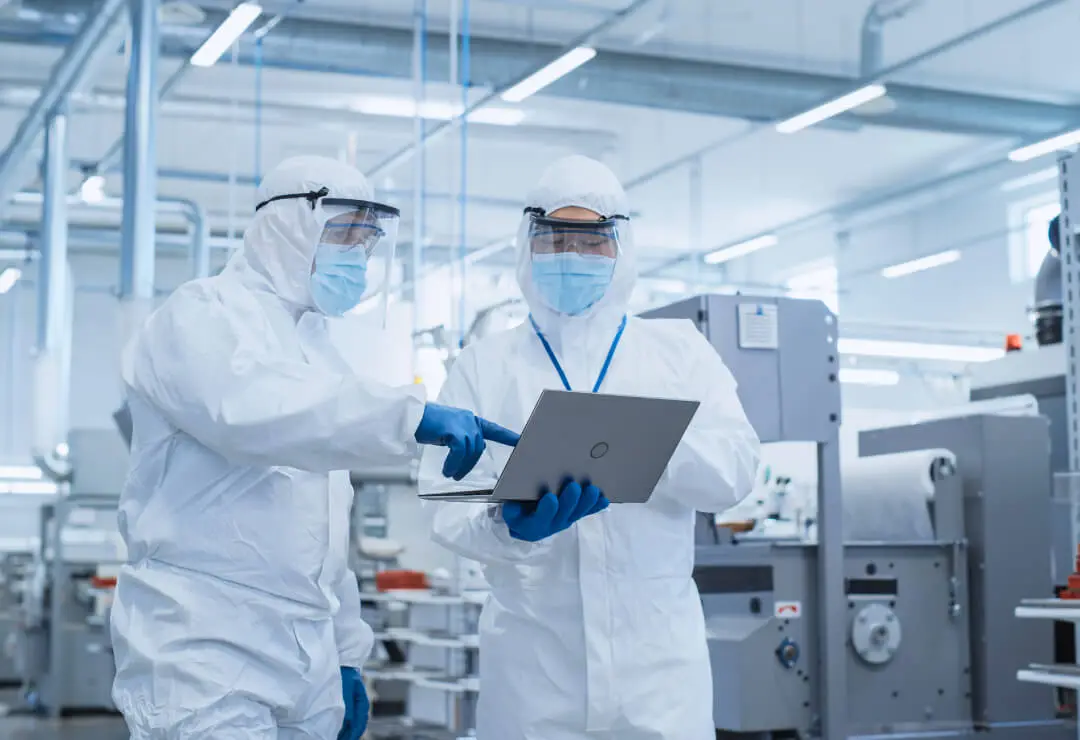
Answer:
xmin=1005 ymin=334 xmax=1023 ymax=352
xmin=90 ymin=575 xmax=117 ymax=589
xmin=1061 ymin=545 xmax=1080 ymax=599
xmin=375 ymin=570 xmax=429 ymax=592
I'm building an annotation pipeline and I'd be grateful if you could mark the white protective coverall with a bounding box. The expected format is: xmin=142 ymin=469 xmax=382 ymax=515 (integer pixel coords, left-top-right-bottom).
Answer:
xmin=110 ymin=156 xmax=427 ymax=738
xmin=419 ymin=155 xmax=761 ymax=740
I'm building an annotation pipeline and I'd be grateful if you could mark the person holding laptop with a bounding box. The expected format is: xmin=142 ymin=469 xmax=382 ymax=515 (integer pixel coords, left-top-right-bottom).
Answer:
xmin=419 ymin=154 xmax=760 ymax=740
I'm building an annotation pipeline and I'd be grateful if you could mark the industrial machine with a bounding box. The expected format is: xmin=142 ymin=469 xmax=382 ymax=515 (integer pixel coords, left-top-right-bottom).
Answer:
xmin=12 ymin=428 xmax=128 ymax=717
xmin=644 ymin=294 xmax=1066 ymax=739
xmin=0 ymin=552 xmax=32 ymax=685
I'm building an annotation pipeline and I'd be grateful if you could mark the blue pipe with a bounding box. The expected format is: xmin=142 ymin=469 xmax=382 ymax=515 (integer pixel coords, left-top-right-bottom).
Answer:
xmin=458 ymin=0 xmax=470 ymax=346
xmin=411 ymin=0 xmax=427 ymax=316
xmin=254 ymin=36 xmax=264 ymax=184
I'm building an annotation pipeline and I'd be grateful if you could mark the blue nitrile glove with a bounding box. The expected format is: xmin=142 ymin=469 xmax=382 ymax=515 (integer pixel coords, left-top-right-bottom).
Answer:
xmin=338 ymin=666 xmax=369 ymax=740
xmin=502 ymin=480 xmax=610 ymax=542
xmin=415 ymin=403 xmax=520 ymax=480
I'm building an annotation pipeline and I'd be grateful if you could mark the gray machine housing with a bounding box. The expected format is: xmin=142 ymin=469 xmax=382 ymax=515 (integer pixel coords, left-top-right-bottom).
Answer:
xmin=644 ymin=295 xmax=1064 ymax=739
xmin=861 ymin=415 xmax=1057 ymax=731
xmin=969 ymin=346 xmax=1072 ymax=584
xmin=695 ymin=468 xmax=974 ymax=736
xmin=14 ymin=428 xmax=128 ymax=716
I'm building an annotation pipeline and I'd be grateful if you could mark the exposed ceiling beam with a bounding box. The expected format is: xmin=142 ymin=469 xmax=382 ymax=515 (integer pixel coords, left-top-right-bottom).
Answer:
xmin=0 ymin=9 xmax=1076 ymax=140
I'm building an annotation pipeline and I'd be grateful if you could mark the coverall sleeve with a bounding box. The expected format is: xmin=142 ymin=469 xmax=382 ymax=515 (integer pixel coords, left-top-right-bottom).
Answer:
xmin=420 ymin=348 xmax=552 ymax=564
xmin=334 ymin=566 xmax=374 ymax=669
xmin=124 ymin=285 xmax=426 ymax=473
xmin=652 ymin=323 xmax=761 ymax=513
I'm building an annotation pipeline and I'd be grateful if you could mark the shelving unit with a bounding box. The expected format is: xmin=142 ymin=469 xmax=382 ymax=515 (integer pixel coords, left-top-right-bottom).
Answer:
xmin=1015 ymin=599 xmax=1080 ymax=739
xmin=362 ymin=588 xmax=485 ymax=737
xmin=1014 ymin=153 xmax=1080 ymax=740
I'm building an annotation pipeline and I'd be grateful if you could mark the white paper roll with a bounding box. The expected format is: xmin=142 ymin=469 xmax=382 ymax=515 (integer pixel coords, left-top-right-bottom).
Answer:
xmin=842 ymin=448 xmax=955 ymax=542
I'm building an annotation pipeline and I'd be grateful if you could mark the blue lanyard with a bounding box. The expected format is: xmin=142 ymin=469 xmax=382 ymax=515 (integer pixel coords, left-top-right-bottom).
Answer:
xmin=528 ymin=315 xmax=627 ymax=393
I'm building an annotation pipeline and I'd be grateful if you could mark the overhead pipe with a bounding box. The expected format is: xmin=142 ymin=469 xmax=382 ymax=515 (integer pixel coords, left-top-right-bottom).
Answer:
xmin=0 ymin=0 xmax=126 ymax=213
xmin=367 ymin=0 xmax=655 ymax=178
xmin=67 ymin=163 xmax=529 ymax=211
xmin=119 ymin=0 xmax=160 ymax=344
xmin=11 ymin=192 xmax=209 ymax=281
xmin=4 ymin=4 xmax=1078 ymax=140
xmin=860 ymin=0 xmax=923 ymax=76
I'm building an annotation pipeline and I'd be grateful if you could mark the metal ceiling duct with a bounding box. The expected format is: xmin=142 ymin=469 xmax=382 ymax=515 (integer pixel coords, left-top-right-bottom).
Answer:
xmin=0 ymin=5 xmax=1077 ymax=140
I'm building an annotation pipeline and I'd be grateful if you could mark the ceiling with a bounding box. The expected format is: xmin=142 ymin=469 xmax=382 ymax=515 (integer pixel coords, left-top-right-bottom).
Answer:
xmin=0 ymin=0 xmax=1076 ymax=280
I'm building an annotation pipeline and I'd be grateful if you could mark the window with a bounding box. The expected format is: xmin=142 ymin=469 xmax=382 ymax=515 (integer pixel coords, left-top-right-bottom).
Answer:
xmin=1008 ymin=193 xmax=1059 ymax=282
xmin=786 ymin=263 xmax=839 ymax=314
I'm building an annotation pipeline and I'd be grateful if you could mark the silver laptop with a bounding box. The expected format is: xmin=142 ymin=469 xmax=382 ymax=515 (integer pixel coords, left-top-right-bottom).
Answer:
xmin=419 ymin=390 xmax=699 ymax=504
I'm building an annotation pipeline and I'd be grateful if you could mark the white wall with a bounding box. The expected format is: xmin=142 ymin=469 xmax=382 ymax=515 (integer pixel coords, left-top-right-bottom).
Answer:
xmin=0 ymin=252 xmax=195 ymax=461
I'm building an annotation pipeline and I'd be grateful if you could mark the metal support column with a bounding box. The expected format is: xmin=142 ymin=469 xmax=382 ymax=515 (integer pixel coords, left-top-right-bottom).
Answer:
xmin=1060 ymin=154 xmax=1080 ymax=479
xmin=33 ymin=104 xmax=73 ymax=463
xmin=817 ymin=429 xmax=846 ymax=740
xmin=38 ymin=106 xmax=69 ymax=353
xmin=1057 ymin=152 xmax=1080 ymax=740
xmin=119 ymin=0 xmax=160 ymax=316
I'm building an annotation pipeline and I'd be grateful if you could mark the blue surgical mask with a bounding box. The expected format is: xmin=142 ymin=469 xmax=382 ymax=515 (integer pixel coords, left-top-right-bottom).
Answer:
xmin=530 ymin=253 xmax=615 ymax=316
xmin=309 ymin=242 xmax=368 ymax=317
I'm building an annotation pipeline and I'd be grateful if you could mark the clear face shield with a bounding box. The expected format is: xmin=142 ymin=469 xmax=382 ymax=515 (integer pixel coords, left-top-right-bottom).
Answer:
xmin=524 ymin=207 xmax=626 ymax=316
xmin=255 ymin=188 xmax=400 ymax=321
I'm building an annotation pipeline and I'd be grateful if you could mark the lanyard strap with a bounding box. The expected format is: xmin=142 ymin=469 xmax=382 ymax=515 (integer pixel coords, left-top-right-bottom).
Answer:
xmin=529 ymin=315 xmax=627 ymax=393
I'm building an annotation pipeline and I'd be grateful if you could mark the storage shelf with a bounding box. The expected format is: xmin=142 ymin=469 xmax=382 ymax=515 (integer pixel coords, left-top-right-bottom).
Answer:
xmin=1018 ymin=665 xmax=1080 ymax=690
xmin=360 ymin=589 xmax=488 ymax=607
xmin=1015 ymin=599 xmax=1080 ymax=621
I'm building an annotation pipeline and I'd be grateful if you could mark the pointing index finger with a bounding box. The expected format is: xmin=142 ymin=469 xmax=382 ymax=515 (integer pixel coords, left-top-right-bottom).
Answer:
xmin=478 ymin=418 xmax=521 ymax=447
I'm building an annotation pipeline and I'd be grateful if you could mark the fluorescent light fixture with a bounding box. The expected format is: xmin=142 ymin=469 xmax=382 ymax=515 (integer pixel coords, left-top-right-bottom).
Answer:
xmin=703 ymin=234 xmax=778 ymax=265
xmin=0 ymin=465 xmax=42 ymax=480
xmin=0 ymin=266 xmax=21 ymax=294
xmin=838 ymin=337 xmax=1004 ymax=363
xmin=500 ymin=46 xmax=597 ymax=103
xmin=1009 ymin=128 xmax=1080 ymax=163
xmin=1000 ymin=166 xmax=1058 ymax=192
xmin=0 ymin=481 xmax=59 ymax=495
xmin=351 ymin=97 xmax=524 ymax=126
xmin=79 ymin=174 xmax=106 ymax=204
xmin=881 ymin=249 xmax=961 ymax=279
xmin=467 ymin=107 xmax=527 ymax=126
xmin=776 ymin=84 xmax=888 ymax=134
xmin=190 ymin=2 xmax=262 ymax=68
xmin=838 ymin=368 xmax=900 ymax=386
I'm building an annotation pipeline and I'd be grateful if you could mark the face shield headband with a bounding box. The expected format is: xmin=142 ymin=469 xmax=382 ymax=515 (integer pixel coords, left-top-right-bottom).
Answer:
xmin=524 ymin=206 xmax=627 ymax=259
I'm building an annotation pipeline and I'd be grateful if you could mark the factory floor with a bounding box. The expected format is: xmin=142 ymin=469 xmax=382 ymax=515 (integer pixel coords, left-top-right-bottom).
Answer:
xmin=0 ymin=690 xmax=127 ymax=739
xmin=0 ymin=691 xmax=450 ymax=739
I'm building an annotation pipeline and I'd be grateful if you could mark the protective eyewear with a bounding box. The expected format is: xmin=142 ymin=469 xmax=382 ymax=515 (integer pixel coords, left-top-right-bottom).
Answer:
xmin=525 ymin=207 xmax=627 ymax=258
xmin=255 ymin=186 xmax=401 ymax=322
xmin=320 ymin=210 xmax=387 ymax=256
